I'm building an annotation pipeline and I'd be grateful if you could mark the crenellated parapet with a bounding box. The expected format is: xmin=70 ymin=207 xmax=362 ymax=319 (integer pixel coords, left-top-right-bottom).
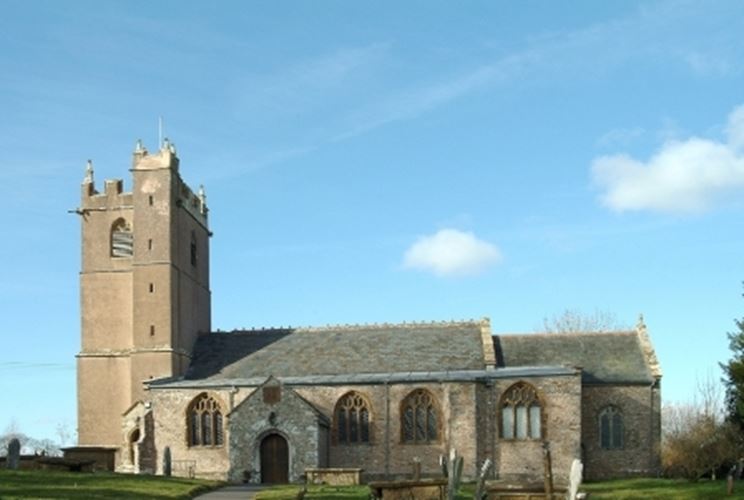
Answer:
xmin=77 ymin=139 xmax=208 ymax=228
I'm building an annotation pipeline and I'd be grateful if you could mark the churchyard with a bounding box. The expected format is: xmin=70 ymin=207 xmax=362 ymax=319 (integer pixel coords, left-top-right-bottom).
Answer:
xmin=0 ymin=469 xmax=218 ymax=499
xmin=2 ymin=470 xmax=744 ymax=499
xmin=254 ymin=479 xmax=744 ymax=499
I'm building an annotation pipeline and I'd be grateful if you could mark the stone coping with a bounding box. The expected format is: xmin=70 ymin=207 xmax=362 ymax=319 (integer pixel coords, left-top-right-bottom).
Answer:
xmin=368 ymin=478 xmax=448 ymax=489
xmin=305 ymin=468 xmax=363 ymax=472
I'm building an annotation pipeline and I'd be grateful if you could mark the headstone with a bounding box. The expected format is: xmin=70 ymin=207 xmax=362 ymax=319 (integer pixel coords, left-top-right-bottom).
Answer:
xmin=567 ymin=458 xmax=584 ymax=500
xmin=163 ymin=446 xmax=171 ymax=477
xmin=445 ymin=448 xmax=463 ymax=500
xmin=6 ymin=438 xmax=20 ymax=470
xmin=412 ymin=457 xmax=421 ymax=481
xmin=474 ymin=458 xmax=492 ymax=500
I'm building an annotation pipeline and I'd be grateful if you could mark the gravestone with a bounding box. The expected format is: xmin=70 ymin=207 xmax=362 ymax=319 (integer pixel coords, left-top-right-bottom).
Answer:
xmin=567 ymin=458 xmax=583 ymax=500
xmin=6 ymin=438 xmax=20 ymax=470
xmin=163 ymin=446 xmax=171 ymax=477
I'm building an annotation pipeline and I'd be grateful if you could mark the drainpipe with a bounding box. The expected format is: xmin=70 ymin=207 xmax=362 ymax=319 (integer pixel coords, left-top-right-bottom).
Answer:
xmin=385 ymin=381 xmax=390 ymax=479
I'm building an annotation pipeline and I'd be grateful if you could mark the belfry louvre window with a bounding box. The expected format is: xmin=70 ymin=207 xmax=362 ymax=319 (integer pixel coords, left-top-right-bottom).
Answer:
xmin=500 ymin=382 xmax=542 ymax=440
xmin=401 ymin=389 xmax=440 ymax=444
xmin=335 ymin=391 xmax=371 ymax=444
xmin=111 ymin=219 xmax=133 ymax=257
xmin=187 ymin=394 xmax=224 ymax=447
xmin=599 ymin=406 xmax=623 ymax=449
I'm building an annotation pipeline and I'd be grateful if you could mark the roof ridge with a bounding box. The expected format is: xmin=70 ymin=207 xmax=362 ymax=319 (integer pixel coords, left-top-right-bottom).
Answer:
xmin=214 ymin=318 xmax=485 ymax=334
xmin=296 ymin=318 xmax=483 ymax=332
xmin=494 ymin=330 xmax=637 ymax=338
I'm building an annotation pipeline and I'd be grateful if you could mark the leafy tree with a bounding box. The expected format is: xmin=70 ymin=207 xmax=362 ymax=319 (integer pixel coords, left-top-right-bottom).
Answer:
xmin=722 ymin=289 xmax=744 ymax=431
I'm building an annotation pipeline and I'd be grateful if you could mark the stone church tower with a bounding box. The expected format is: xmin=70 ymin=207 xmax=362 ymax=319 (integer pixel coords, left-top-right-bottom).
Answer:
xmin=77 ymin=140 xmax=211 ymax=448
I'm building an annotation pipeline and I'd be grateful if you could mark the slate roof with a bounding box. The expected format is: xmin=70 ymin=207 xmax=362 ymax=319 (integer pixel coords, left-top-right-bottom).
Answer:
xmin=184 ymin=321 xmax=487 ymax=381
xmin=493 ymin=331 xmax=655 ymax=384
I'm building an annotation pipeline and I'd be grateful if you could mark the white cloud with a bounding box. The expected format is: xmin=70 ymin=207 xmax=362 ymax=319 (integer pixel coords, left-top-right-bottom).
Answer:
xmin=592 ymin=104 xmax=744 ymax=214
xmin=403 ymin=229 xmax=501 ymax=277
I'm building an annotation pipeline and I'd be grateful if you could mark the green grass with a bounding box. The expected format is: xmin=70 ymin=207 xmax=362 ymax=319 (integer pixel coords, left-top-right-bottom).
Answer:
xmin=255 ymin=479 xmax=744 ymax=500
xmin=0 ymin=469 xmax=221 ymax=499
xmin=583 ymin=477 xmax=744 ymax=499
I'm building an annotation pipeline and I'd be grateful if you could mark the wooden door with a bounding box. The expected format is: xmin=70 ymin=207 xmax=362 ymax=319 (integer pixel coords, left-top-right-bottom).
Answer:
xmin=260 ymin=433 xmax=288 ymax=483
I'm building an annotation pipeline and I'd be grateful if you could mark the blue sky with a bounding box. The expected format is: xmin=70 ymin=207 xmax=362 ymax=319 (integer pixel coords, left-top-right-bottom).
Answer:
xmin=2 ymin=0 xmax=744 ymax=442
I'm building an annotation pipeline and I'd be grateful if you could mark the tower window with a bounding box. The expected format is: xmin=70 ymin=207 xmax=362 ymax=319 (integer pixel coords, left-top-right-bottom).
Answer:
xmin=150 ymin=325 xmax=155 ymax=336
xmin=190 ymin=231 xmax=197 ymax=267
xmin=111 ymin=219 xmax=133 ymax=258
xmin=148 ymin=239 xmax=153 ymax=251
xmin=149 ymin=283 xmax=154 ymax=293
xmin=148 ymin=195 xmax=154 ymax=206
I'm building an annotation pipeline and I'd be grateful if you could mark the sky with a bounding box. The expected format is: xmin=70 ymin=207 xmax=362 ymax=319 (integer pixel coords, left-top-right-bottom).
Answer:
xmin=1 ymin=0 xmax=744 ymax=443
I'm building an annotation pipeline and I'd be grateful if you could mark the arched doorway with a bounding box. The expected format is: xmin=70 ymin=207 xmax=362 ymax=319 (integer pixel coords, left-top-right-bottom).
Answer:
xmin=260 ymin=433 xmax=289 ymax=483
xmin=128 ymin=428 xmax=140 ymax=466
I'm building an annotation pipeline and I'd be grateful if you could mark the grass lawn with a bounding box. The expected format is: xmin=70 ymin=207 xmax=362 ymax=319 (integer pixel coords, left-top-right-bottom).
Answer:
xmin=583 ymin=477 xmax=744 ymax=499
xmin=255 ymin=479 xmax=744 ymax=499
xmin=0 ymin=469 xmax=221 ymax=499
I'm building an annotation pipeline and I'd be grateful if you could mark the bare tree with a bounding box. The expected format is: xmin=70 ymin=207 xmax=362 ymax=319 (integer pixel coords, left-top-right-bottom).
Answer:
xmin=662 ymin=371 xmax=741 ymax=480
xmin=541 ymin=309 xmax=628 ymax=334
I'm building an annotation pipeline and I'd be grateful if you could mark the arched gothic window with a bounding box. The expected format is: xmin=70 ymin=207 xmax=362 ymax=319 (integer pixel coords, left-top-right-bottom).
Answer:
xmin=500 ymin=382 xmax=542 ymax=440
xmin=401 ymin=389 xmax=440 ymax=444
xmin=111 ymin=218 xmax=133 ymax=257
xmin=334 ymin=391 xmax=371 ymax=444
xmin=599 ymin=406 xmax=623 ymax=450
xmin=187 ymin=394 xmax=224 ymax=447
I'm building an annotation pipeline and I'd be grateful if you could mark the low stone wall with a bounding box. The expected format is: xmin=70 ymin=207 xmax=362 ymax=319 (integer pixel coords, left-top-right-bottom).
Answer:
xmin=305 ymin=467 xmax=363 ymax=485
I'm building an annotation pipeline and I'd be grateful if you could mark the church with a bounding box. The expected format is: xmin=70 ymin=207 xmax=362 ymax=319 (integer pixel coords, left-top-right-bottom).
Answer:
xmin=67 ymin=141 xmax=662 ymax=484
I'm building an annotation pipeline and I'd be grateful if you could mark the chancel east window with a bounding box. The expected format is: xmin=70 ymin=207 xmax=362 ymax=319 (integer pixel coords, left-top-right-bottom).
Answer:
xmin=188 ymin=393 xmax=224 ymax=447
xmin=335 ymin=391 xmax=371 ymax=444
xmin=500 ymin=382 xmax=542 ymax=440
xmin=111 ymin=218 xmax=133 ymax=257
xmin=599 ymin=406 xmax=623 ymax=449
xmin=401 ymin=389 xmax=440 ymax=444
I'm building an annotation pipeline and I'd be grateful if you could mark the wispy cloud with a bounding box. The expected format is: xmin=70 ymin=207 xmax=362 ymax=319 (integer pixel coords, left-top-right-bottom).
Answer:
xmin=234 ymin=43 xmax=390 ymax=116
xmin=596 ymin=127 xmax=646 ymax=149
xmin=592 ymin=104 xmax=744 ymax=213
xmin=226 ymin=1 xmax=744 ymax=174
xmin=403 ymin=229 xmax=501 ymax=277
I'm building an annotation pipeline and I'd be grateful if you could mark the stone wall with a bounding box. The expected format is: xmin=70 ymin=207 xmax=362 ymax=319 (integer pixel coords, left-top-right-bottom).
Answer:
xmin=294 ymin=381 xmax=478 ymax=481
xmin=491 ymin=374 xmax=582 ymax=485
xmin=228 ymin=381 xmax=325 ymax=483
xmin=150 ymin=388 xmax=231 ymax=480
xmin=145 ymin=371 xmax=660 ymax=484
xmin=581 ymin=383 xmax=661 ymax=480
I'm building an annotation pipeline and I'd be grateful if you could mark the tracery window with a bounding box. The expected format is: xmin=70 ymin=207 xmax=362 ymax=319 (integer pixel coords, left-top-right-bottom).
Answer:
xmin=334 ymin=391 xmax=371 ymax=444
xmin=187 ymin=393 xmax=224 ymax=447
xmin=500 ymin=382 xmax=542 ymax=440
xmin=401 ymin=389 xmax=440 ymax=444
xmin=599 ymin=406 xmax=623 ymax=450
xmin=111 ymin=218 xmax=133 ymax=257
